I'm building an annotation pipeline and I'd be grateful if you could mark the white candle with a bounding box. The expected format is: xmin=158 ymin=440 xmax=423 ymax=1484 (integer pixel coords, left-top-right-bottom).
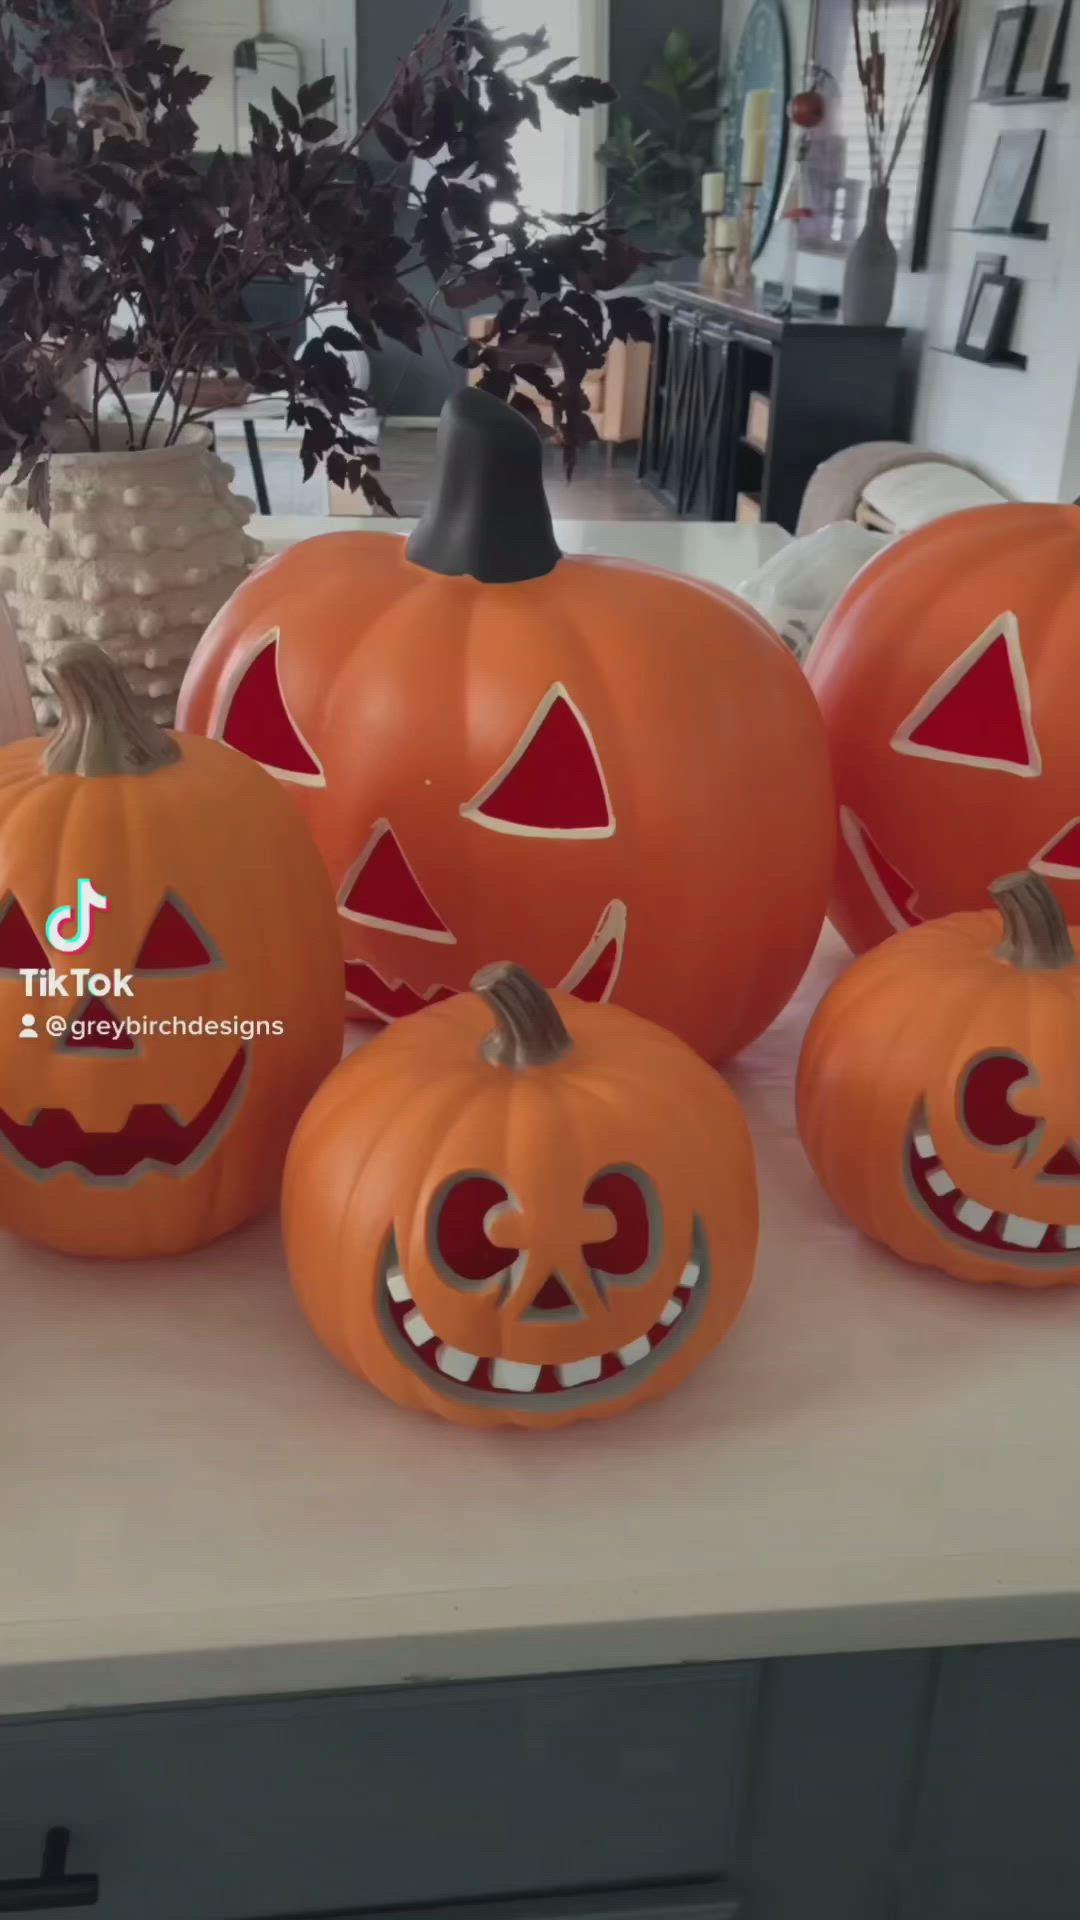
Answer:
xmin=701 ymin=170 xmax=727 ymax=214
xmin=712 ymin=216 xmax=736 ymax=249
xmin=741 ymin=88 xmax=772 ymax=143
xmin=742 ymin=128 xmax=767 ymax=186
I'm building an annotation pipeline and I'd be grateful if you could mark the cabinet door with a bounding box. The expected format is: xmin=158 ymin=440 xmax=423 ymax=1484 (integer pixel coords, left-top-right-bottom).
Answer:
xmin=900 ymin=1644 xmax=1080 ymax=1920
xmin=0 ymin=1665 xmax=754 ymax=1920
xmin=679 ymin=323 xmax=733 ymax=522
xmin=650 ymin=311 xmax=700 ymax=514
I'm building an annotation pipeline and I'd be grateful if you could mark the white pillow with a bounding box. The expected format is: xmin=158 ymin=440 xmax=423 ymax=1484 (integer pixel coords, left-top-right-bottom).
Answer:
xmin=860 ymin=461 xmax=1008 ymax=532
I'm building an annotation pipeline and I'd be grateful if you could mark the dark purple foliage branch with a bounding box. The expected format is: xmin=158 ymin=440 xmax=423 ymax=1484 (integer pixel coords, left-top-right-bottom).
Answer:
xmin=0 ymin=2 xmax=654 ymax=513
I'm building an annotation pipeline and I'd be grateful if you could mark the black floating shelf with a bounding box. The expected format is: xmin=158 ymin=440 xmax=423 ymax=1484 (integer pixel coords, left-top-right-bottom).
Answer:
xmin=971 ymin=84 xmax=1070 ymax=102
xmin=930 ymin=344 xmax=1028 ymax=371
xmin=951 ymin=222 xmax=1048 ymax=239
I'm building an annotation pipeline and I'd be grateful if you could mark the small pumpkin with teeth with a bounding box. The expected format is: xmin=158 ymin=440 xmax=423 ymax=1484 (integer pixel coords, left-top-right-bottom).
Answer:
xmin=798 ymin=872 xmax=1080 ymax=1287
xmin=283 ymin=964 xmax=758 ymax=1426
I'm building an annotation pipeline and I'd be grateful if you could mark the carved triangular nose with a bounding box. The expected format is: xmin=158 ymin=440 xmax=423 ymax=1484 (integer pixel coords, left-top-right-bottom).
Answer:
xmin=61 ymin=996 xmax=134 ymax=1052
xmin=1043 ymin=1140 xmax=1080 ymax=1178
xmin=523 ymin=1273 xmax=581 ymax=1320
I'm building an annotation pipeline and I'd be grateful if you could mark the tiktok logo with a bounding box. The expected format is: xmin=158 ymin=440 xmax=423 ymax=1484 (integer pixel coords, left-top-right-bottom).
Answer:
xmin=45 ymin=877 xmax=109 ymax=954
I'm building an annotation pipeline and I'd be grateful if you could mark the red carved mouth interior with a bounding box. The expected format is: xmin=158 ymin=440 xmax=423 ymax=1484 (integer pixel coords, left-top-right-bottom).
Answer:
xmin=344 ymin=905 xmax=624 ymax=1023
xmin=0 ymin=1046 xmax=246 ymax=1179
xmin=907 ymin=1114 xmax=1080 ymax=1260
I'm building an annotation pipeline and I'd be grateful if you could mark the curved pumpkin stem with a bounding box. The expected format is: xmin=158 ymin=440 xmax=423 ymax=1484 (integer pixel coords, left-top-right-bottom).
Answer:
xmin=472 ymin=963 xmax=574 ymax=1068
xmin=43 ymin=643 xmax=181 ymax=778
xmin=991 ymin=871 xmax=1076 ymax=971
xmin=405 ymin=386 xmax=562 ymax=585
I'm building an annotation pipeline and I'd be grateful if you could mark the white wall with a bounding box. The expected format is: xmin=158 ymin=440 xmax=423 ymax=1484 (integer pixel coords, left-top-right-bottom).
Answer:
xmin=723 ymin=0 xmax=1080 ymax=499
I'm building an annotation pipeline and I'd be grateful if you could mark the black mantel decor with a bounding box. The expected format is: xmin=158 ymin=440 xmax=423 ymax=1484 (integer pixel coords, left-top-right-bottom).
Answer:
xmin=638 ymin=282 xmax=906 ymax=531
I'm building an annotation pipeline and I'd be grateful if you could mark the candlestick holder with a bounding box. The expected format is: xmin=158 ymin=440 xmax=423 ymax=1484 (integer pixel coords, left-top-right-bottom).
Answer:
xmin=732 ymin=182 xmax=760 ymax=294
xmin=701 ymin=213 xmax=735 ymax=293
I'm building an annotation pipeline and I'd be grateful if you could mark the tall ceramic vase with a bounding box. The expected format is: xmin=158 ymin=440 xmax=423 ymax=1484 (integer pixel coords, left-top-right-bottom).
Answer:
xmin=0 ymin=423 xmax=258 ymax=729
xmin=841 ymin=184 xmax=898 ymax=327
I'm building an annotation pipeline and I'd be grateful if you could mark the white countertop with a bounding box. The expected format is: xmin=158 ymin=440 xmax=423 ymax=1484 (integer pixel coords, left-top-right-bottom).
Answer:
xmin=6 ymin=927 xmax=1080 ymax=1718
xmin=255 ymin=515 xmax=791 ymax=588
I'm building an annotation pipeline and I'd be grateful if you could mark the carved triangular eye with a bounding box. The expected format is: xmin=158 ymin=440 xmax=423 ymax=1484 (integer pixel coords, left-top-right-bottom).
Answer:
xmin=0 ymin=895 xmax=49 ymax=972
xmin=135 ymin=894 xmax=218 ymax=973
xmin=461 ymin=684 xmax=614 ymax=838
xmin=891 ymin=614 xmax=1041 ymax=778
xmin=1032 ymin=819 xmax=1080 ymax=879
xmin=338 ymin=821 xmax=455 ymax=944
xmin=213 ymin=630 xmax=325 ymax=786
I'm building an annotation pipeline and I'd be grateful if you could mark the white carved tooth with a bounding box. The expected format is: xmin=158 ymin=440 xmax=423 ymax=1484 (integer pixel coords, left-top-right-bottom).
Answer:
xmin=680 ymin=1259 xmax=701 ymax=1290
xmin=557 ymin=1355 xmax=603 ymax=1388
xmin=1061 ymin=1225 xmax=1080 ymax=1250
xmin=926 ymin=1166 xmax=957 ymax=1197
xmin=913 ymin=1131 xmax=936 ymax=1160
xmin=491 ymin=1358 xmax=541 ymax=1393
xmin=659 ymin=1297 xmax=684 ymax=1327
xmin=386 ymin=1266 xmax=412 ymax=1304
xmin=1001 ymin=1215 xmax=1048 ymax=1249
xmin=403 ymin=1307 xmax=436 ymax=1347
xmin=436 ymin=1345 xmax=477 ymax=1383
xmin=955 ymin=1197 xmax=994 ymax=1232
xmin=617 ymin=1334 xmax=651 ymax=1367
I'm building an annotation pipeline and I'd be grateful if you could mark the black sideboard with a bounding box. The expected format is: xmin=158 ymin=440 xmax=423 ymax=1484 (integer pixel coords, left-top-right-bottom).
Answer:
xmin=638 ymin=282 xmax=906 ymax=531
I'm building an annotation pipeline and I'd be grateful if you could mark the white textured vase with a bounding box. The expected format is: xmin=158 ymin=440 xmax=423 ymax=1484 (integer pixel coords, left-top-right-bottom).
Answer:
xmin=0 ymin=424 xmax=258 ymax=728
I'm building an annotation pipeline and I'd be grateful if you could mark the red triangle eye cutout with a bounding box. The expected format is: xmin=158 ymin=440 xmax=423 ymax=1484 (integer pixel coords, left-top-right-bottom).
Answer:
xmin=1042 ymin=1142 xmax=1080 ymax=1179
xmin=461 ymin=684 xmax=614 ymax=838
xmin=891 ymin=615 xmax=1041 ymax=778
xmin=0 ymin=895 xmax=49 ymax=971
xmin=135 ymin=895 xmax=218 ymax=972
xmin=214 ymin=630 xmax=325 ymax=787
xmin=1032 ymin=819 xmax=1080 ymax=879
xmin=338 ymin=821 xmax=456 ymax=945
xmin=839 ymin=808 xmax=923 ymax=934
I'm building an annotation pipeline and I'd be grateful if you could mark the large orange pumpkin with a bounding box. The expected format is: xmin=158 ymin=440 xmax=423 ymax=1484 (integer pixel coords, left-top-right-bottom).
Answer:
xmin=808 ymin=503 xmax=1080 ymax=953
xmin=178 ymin=388 xmax=834 ymax=1062
xmin=0 ymin=644 xmax=342 ymax=1258
xmin=283 ymin=963 xmax=759 ymax=1427
xmin=798 ymin=871 xmax=1080 ymax=1287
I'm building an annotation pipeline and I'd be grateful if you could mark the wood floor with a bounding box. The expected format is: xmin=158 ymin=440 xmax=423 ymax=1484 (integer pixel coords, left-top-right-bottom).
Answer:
xmin=375 ymin=426 xmax=675 ymax=522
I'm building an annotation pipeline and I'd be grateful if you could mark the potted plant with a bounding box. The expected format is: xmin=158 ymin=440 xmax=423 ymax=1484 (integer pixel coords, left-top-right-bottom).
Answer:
xmin=0 ymin=1 xmax=650 ymax=723
xmin=597 ymin=28 xmax=722 ymax=267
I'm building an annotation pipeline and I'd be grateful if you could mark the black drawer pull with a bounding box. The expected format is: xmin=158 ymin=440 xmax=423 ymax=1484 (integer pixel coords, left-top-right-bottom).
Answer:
xmin=0 ymin=1829 xmax=98 ymax=1913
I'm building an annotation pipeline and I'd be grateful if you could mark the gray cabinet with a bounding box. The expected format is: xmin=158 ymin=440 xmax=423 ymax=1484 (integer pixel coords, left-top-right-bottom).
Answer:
xmin=4 ymin=1645 xmax=1080 ymax=1919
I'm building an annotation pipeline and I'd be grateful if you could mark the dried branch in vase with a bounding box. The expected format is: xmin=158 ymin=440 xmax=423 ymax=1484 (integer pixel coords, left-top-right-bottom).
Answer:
xmin=851 ymin=0 xmax=956 ymax=189
xmin=0 ymin=2 xmax=655 ymax=517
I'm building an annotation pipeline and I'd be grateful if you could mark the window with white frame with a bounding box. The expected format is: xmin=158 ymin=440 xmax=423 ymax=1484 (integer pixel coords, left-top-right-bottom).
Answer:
xmin=471 ymin=0 xmax=610 ymax=220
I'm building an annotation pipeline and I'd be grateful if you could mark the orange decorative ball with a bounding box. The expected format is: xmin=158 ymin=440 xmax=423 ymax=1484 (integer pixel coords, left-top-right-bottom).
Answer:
xmin=0 ymin=645 xmax=342 ymax=1258
xmin=808 ymin=502 xmax=1080 ymax=953
xmin=798 ymin=872 xmax=1080 ymax=1287
xmin=283 ymin=964 xmax=759 ymax=1427
xmin=178 ymin=388 xmax=834 ymax=1061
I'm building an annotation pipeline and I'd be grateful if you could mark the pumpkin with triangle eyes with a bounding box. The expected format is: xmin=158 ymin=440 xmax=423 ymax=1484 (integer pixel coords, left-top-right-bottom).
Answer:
xmin=807 ymin=502 xmax=1080 ymax=953
xmin=283 ymin=963 xmax=759 ymax=1427
xmin=0 ymin=645 xmax=342 ymax=1258
xmin=798 ymin=872 xmax=1080 ymax=1287
xmin=177 ymin=387 xmax=834 ymax=1063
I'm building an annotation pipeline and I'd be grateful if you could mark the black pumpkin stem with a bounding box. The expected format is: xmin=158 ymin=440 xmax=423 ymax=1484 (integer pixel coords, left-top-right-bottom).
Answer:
xmin=473 ymin=963 xmax=573 ymax=1068
xmin=992 ymin=871 xmax=1076 ymax=971
xmin=405 ymin=386 xmax=562 ymax=585
xmin=43 ymin=643 xmax=180 ymax=778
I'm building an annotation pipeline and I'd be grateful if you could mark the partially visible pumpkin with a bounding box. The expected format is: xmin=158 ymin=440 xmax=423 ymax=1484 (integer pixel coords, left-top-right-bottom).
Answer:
xmin=807 ymin=502 xmax=1080 ymax=953
xmin=798 ymin=871 xmax=1080 ymax=1287
xmin=178 ymin=386 xmax=834 ymax=1062
xmin=283 ymin=963 xmax=759 ymax=1427
xmin=0 ymin=643 xmax=342 ymax=1257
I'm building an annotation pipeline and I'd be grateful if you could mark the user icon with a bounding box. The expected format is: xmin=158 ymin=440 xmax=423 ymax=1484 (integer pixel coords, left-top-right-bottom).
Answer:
xmin=19 ymin=1013 xmax=37 ymax=1039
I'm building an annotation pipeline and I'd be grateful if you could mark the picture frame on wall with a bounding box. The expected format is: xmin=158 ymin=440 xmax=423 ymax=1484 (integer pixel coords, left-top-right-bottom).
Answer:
xmin=973 ymin=129 xmax=1044 ymax=232
xmin=956 ymin=271 xmax=1020 ymax=361
xmin=799 ymin=0 xmax=954 ymax=271
xmin=977 ymin=6 xmax=1032 ymax=97
xmin=1012 ymin=0 xmax=1072 ymax=94
xmin=955 ymin=250 xmax=1007 ymax=348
